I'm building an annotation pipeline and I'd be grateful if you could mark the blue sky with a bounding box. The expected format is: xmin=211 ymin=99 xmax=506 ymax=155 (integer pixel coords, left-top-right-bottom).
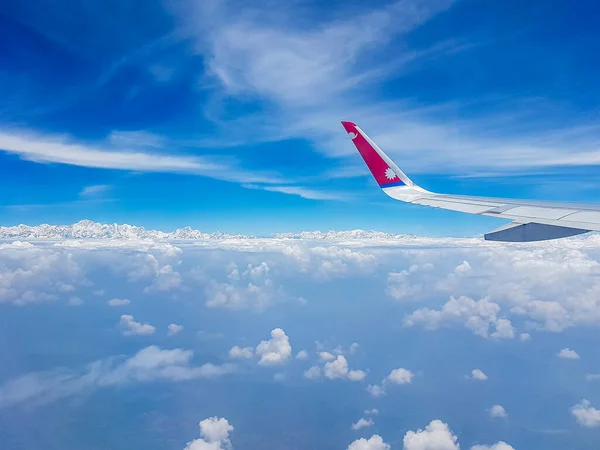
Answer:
xmin=2 ymin=0 xmax=600 ymax=235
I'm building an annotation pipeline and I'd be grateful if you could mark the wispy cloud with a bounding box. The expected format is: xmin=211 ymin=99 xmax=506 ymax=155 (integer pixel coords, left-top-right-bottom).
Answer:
xmin=79 ymin=184 xmax=112 ymax=198
xmin=0 ymin=345 xmax=235 ymax=408
xmin=171 ymin=0 xmax=600 ymax=178
xmin=0 ymin=128 xmax=282 ymax=184
xmin=243 ymin=184 xmax=345 ymax=201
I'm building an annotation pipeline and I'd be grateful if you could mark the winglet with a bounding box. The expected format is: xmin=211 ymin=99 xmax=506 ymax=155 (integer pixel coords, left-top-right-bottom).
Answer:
xmin=341 ymin=121 xmax=416 ymax=189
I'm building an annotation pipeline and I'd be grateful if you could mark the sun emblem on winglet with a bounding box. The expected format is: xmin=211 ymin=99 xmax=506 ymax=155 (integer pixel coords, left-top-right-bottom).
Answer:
xmin=385 ymin=167 xmax=397 ymax=180
xmin=348 ymin=132 xmax=357 ymax=139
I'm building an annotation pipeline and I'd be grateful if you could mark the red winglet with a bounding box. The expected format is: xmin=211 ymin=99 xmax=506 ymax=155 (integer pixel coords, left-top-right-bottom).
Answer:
xmin=341 ymin=121 xmax=405 ymax=188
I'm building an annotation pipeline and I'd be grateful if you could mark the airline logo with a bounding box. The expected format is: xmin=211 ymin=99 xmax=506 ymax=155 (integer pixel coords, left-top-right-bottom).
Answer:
xmin=341 ymin=121 xmax=405 ymax=188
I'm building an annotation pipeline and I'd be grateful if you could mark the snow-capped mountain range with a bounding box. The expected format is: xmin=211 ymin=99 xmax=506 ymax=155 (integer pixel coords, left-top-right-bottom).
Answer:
xmin=0 ymin=220 xmax=416 ymax=240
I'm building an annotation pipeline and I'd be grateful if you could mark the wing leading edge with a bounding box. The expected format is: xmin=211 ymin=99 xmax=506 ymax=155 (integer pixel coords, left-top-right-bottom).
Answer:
xmin=341 ymin=120 xmax=596 ymax=242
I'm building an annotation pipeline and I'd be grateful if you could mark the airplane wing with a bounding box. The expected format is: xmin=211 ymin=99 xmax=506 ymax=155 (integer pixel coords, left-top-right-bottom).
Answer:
xmin=341 ymin=120 xmax=600 ymax=242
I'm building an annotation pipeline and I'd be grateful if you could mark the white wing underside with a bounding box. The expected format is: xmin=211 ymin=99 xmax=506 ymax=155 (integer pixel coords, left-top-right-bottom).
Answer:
xmin=384 ymin=185 xmax=599 ymax=241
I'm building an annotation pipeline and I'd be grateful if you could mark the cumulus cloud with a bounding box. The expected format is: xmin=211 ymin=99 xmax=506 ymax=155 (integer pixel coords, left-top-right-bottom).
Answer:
xmin=571 ymin=400 xmax=600 ymax=428
xmin=205 ymin=262 xmax=288 ymax=310
xmin=119 ymin=314 xmax=156 ymax=336
xmin=489 ymin=405 xmax=508 ymax=419
xmin=405 ymin=296 xmax=515 ymax=340
xmin=386 ymin=368 xmax=414 ymax=385
xmin=255 ymin=328 xmax=292 ymax=365
xmin=304 ymin=366 xmax=321 ymax=379
xmin=108 ymin=298 xmax=130 ymax=306
xmin=403 ymin=420 xmax=459 ymax=450
xmin=143 ymin=264 xmax=182 ymax=293
xmin=0 ymin=244 xmax=85 ymax=304
xmin=7 ymin=230 xmax=600 ymax=341
xmin=367 ymin=384 xmax=386 ymax=398
xmin=367 ymin=367 xmax=414 ymax=397
xmin=324 ymin=355 xmax=350 ymax=379
xmin=281 ymin=245 xmax=378 ymax=280
xmin=0 ymin=346 xmax=236 ymax=408
xmin=348 ymin=370 xmax=367 ymax=381
xmin=184 ymin=417 xmax=234 ymax=450
xmin=364 ymin=408 xmax=379 ymax=416
xmin=386 ymin=264 xmax=434 ymax=301
xmin=319 ymin=351 xmax=336 ymax=361
xmin=558 ymin=348 xmax=580 ymax=359
xmin=352 ymin=418 xmax=375 ymax=430
xmin=168 ymin=324 xmax=184 ymax=336
xmin=323 ymin=355 xmax=366 ymax=382
xmin=469 ymin=369 xmax=488 ymax=381
xmin=229 ymin=346 xmax=254 ymax=359
xmin=296 ymin=350 xmax=308 ymax=360
xmin=519 ymin=333 xmax=531 ymax=341
xmin=347 ymin=435 xmax=390 ymax=450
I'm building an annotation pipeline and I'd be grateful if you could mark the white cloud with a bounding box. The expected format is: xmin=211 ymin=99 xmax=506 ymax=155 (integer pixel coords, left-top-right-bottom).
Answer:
xmin=143 ymin=264 xmax=182 ymax=293
xmin=0 ymin=129 xmax=279 ymax=187
xmin=352 ymin=418 xmax=374 ymax=430
xmin=519 ymin=333 xmax=531 ymax=341
xmin=168 ymin=324 xmax=184 ymax=336
xmin=296 ymin=350 xmax=308 ymax=360
xmin=184 ymin=0 xmax=454 ymax=108
xmin=244 ymin=184 xmax=343 ymax=201
xmin=386 ymin=368 xmax=414 ymax=385
xmin=454 ymin=260 xmax=472 ymax=275
xmin=67 ymin=296 xmax=83 ymax=306
xmin=80 ymin=184 xmax=111 ymax=198
xmin=108 ymin=298 xmax=130 ymax=306
xmin=168 ymin=0 xmax=600 ymax=181
xmin=204 ymin=263 xmax=287 ymax=310
xmin=255 ymin=328 xmax=292 ymax=365
xmin=364 ymin=409 xmax=379 ymax=416
xmin=387 ymin=265 xmax=430 ymax=301
xmin=0 ymin=244 xmax=85 ymax=304
xmin=367 ymin=384 xmax=386 ymax=398
xmin=0 ymin=346 xmax=236 ymax=408
xmin=319 ymin=351 xmax=336 ymax=361
xmin=469 ymin=369 xmax=488 ymax=381
xmin=405 ymin=296 xmax=515 ymax=340
xmin=489 ymin=405 xmax=507 ymax=419
xmin=470 ymin=443 xmax=515 ymax=450
xmin=228 ymin=346 xmax=254 ymax=359
xmin=119 ymin=314 xmax=156 ymax=336
xmin=571 ymin=400 xmax=600 ymax=428
xmin=585 ymin=374 xmax=600 ymax=381
xmin=322 ymin=355 xmax=366 ymax=382
xmin=348 ymin=370 xmax=367 ymax=381
xmin=347 ymin=435 xmax=390 ymax=450
xmin=304 ymin=366 xmax=321 ymax=379
xmin=558 ymin=348 xmax=580 ymax=359
xmin=184 ymin=417 xmax=234 ymax=450
xmin=324 ymin=355 xmax=350 ymax=379
xmin=403 ymin=420 xmax=459 ymax=450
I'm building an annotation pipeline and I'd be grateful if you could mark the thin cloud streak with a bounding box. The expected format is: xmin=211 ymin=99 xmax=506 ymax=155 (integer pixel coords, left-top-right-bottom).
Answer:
xmin=173 ymin=0 xmax=600 ymax=178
